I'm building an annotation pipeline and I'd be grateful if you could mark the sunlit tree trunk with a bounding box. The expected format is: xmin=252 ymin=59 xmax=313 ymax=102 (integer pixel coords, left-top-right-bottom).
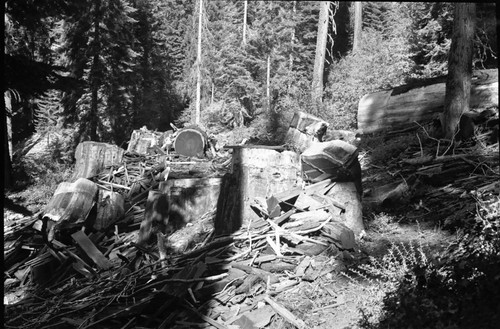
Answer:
xmin=442 ymin=3 xmax=476 ymax=140
xmin=89 ymin=0 xmax=101 ymax=141
xmin=195 ymin=0 xmax=203 ymax=125
xmin=242 ymin=0 xmax=248 ymax=46
xmin=311 ymin=1 xmax=329 ymax=113
xmin=353 ymin=2 xmax=362 ymax=53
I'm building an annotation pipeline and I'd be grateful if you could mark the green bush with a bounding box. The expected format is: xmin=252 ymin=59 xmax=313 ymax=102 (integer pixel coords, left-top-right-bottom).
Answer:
xmin=357 ymin=193 xmax=500 ymax=329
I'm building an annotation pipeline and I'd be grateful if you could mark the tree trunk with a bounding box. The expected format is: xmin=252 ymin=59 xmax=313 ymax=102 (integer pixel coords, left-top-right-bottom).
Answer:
xmin=3 ymin=93 xmax=12 ymax=188
xmin=442 ymin=3 xmax=476 ymax=140
xmin=353 ymin=2 xmax=362 ymax=53
xmin=89 ymin=0 xmax=101 ymax=141
xmin=267 ymin=54 xmax=271 ymax=111
xmin=195 ymin=0 xmax=203 ymax=125
xmin=174 ymin=125 xmax=208 ymax=158
xmin=311 ymin=1 xmax=330 ymax=113
xmin=242 ymin=0 xmax=248 ymax=46
xmin=289 ymin=1 xmax=296 ymax=70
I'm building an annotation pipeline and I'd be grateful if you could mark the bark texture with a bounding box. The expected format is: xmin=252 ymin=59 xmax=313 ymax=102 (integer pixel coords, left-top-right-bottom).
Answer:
xmin=443 ymin=3 xmax=476 ymax=140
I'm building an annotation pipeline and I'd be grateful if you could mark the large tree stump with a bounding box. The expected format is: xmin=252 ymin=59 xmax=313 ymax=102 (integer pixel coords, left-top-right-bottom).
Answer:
xmin=358 ymin=69 xmax=498 ymax=133
xmin=43 ymin=178 xmax=98 ymax=241
xmin=73 ymin=142 xmax=124 ymax=180
xmin=215 ymin=147 xmax=302 ymax=235
xmin=284 ymin=111 xmax=329 ymax=153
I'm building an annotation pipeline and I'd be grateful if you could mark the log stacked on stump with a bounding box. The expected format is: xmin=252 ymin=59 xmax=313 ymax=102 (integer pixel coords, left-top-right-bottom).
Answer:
xmin=358 ymin=69 xmax=498 ymax=134
xmin=127 ymin=127 xmax=170 ymax=154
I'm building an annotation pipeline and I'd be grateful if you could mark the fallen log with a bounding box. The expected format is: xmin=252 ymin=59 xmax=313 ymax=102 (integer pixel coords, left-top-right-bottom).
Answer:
xmin=358 ymin=69 xmax=498 ymax=133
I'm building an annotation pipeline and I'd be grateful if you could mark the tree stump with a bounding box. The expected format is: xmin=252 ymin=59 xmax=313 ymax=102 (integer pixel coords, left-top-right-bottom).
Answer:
xmin=73 ymin=141 xmax=124 ymax=180
xmin=215 ymin=147 xmax=302 ymax=235
xmin=284 ymin=111 xmax=329 ymax=153
xmin=43 ymin=178 xmax=98 ymax=241
xmin=325 ymin=182 xmax=364 ymax=235
xmin=357 ymin=69 xmax=498 ymax=134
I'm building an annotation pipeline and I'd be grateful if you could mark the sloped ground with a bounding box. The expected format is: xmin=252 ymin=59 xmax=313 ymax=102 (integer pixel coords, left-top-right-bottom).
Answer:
xmin=4 ymin=122 xmax=499 ymax=329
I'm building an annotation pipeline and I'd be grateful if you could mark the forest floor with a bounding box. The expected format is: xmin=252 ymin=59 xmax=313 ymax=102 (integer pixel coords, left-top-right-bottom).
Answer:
xmin=4 ymin=125 xmax=499 ymax=329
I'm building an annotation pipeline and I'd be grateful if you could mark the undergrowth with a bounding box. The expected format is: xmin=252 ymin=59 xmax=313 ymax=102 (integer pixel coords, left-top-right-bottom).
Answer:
xmin=348 ymin=192 xmax=500 ymax=329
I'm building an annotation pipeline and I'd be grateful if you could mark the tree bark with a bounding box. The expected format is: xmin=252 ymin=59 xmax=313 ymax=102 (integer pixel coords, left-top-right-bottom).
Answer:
xmin=242 ymin=0 xmax=248 ymax=46
xmin=311 ymin=1 xmax=330 ymax=113
xmin=442 ymin=3 xmax=476 ymax=140
xmin=3 ymin=92 xmax=12 ymax=188
xmin=89 ymin=0 xmax=101 ymax=141
xmin=353 ymin=2 xmax=362 ymax=53
xmin=195 ymin=0 xmax=203 ymax=125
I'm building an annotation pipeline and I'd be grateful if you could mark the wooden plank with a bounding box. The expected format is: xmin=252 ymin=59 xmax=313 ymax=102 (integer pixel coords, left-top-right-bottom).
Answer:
xmin=71 ymin=230 xmax=112 ymax=270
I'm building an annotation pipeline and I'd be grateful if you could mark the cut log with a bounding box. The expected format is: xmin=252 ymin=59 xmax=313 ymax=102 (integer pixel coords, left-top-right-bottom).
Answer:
xmin=284 ymin=111 xmax=329 ymax=153
xmin=214 ymin=147 xmax=302 ymax=235
xmin=73 ymin=142 xmax=125 ymax=180
xmin=43 ymin=178 xmax=98 ymax=241
xmin=94 ymin=190 xmax=125 ymax=231
xmin=358 ymin=69 xmax=498 ymax=133
xmin=174 ymin=125 xmax=208 ymax=158
xmin=301 ymin=140 xmax=362 ymax=197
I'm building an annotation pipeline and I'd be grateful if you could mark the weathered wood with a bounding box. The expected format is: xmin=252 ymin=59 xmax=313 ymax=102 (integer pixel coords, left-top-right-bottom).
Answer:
xmin=159 ymin=177 xmax=222 ymax=224
xmin=215 ymin=147 xmax=302 ymax=235
xmin=94 ymin=190 xmax=125 ymax=231
xmin=301 ymin=140 xmax=362 ymax=197
xmin=324 ymin=182 xmax=364 ymax=235
xmin=73 ymin=142 xmax=125 ymax=179
xmin=127 ymin=127 xmax=169 ymax=154
xmin=71 ymin=231 xmax=112 ymax=270
xmin=174 ymin=125 xmax=208 ymax=158
xmin=284 ymin=111 xmax=329 ymax=153
xmin=137 ymin=191 xmax=170 ymax=246
xmin=43 ymin=178 xmax=98 ymax=241
xmin=358 ymin=69 xmax=498 ymax=133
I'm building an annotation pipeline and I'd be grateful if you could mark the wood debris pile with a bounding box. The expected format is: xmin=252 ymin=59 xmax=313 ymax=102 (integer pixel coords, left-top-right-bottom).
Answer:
xmin=364 ymin=119 xmax=499 ymax=227
xmin=4 ymin=179 xmax=357 ymax=329
xmin=4 ymin=122 xmax=361 ymax=329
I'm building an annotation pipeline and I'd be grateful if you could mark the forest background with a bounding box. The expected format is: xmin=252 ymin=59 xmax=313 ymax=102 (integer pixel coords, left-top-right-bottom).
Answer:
xmin=4 ymin=1 xmax=498 ymax=174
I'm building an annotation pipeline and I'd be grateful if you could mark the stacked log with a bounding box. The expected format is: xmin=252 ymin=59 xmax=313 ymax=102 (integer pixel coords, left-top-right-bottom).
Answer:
xmin=358 ymin=69 xmax=498 ymax=134
xmin=284 ymin=111 xmax=329 ymax=152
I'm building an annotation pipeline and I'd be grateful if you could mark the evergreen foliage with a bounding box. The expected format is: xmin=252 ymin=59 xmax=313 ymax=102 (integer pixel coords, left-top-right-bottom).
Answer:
xmin=4 ymin=1 xmax=498 ymax=148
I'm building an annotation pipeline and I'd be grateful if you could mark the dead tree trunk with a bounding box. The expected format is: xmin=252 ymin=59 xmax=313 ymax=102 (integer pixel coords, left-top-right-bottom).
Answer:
xmin=443 ymin=3 xmax=476 ymax=140
xmin=311 ymin=1 xmax=330 ymax=113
